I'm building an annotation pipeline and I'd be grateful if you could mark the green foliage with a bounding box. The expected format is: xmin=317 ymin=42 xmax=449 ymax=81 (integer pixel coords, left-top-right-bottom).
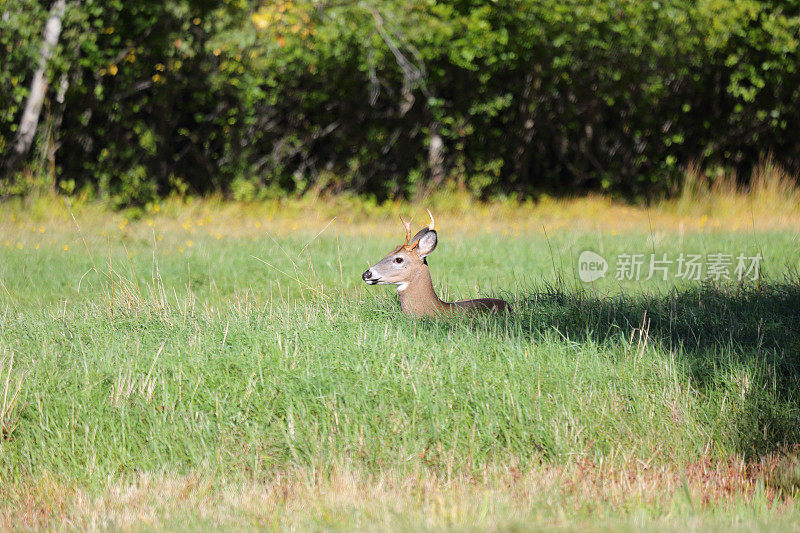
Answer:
xmin=0 ymin=0 xmax=46 ymax=155
xmin=2 ymin=0 xmax=800 ymax=204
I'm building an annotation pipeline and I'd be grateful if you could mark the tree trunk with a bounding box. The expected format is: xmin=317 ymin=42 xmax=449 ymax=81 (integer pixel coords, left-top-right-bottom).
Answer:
xmin=47 ymin=72 xmax=70 ymax=192
xmin=427 ymin=122 xmax=444 ymax=187
xmin=3 ymin=0 xmax=66 ymax=177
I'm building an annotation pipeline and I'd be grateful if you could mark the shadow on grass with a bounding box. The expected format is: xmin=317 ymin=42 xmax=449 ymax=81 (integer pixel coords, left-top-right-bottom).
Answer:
xmin=506 ymin=274 xmax=800 ymax=458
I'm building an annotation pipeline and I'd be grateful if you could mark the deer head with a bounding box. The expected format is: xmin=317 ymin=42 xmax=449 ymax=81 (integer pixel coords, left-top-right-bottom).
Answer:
xmin=363 ymin=210 xmax=509 ymax=316
xmin=362 ymin=210 xmax=437 ymax=291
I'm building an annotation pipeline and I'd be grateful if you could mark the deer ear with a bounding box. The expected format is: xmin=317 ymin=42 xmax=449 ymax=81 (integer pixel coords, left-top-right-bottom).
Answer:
xmin=416 ymin=230 xmax=437 ymax=258
xmin=410 ymin=227 xmax=428 ymax=244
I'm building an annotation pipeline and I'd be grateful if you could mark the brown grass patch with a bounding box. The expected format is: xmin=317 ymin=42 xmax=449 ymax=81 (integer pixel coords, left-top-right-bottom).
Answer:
xmin=2 ymin=456 xmax=797 ymax=531
xmin=1 ymin=161 xmax=799 ymax=252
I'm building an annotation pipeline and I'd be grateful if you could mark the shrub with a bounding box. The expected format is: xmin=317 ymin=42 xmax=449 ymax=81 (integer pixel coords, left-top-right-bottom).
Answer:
xmin=1 ymin=0 xmax=799 ymax=204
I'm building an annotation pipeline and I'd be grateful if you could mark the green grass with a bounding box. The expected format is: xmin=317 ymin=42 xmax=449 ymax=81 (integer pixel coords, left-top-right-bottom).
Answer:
xmin=1 ymin=199 xmax=800 ymax=530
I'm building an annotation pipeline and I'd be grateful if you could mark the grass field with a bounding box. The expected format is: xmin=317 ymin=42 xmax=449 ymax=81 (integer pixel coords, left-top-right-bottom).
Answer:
xmin=1 ymin=192 xmax=800 ymax=530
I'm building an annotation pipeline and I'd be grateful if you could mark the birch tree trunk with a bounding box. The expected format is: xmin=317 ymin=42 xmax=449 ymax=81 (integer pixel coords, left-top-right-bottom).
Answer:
xmin=3 ymin=0 xmax=66 ymax=177
xmin=427 ymin=122 xmax=445 ymax=188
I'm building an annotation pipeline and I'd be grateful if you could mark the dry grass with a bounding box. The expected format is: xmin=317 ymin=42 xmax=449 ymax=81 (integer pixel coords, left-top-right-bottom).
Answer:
xmin=1 ymin=162 xmax=799 ymax=250
xmin=0 ymin=353 xmax=22 ymax=444
xmin=2 ymin=456 xmax=797 ymax=531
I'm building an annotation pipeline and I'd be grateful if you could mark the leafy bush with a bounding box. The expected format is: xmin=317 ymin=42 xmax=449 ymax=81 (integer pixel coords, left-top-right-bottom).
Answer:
xmin=1 ymin=0 xmax=799 ymax=204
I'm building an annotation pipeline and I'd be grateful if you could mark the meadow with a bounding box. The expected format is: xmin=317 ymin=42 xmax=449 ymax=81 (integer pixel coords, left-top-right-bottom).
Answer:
xmin=1 ymin=189 xmax=800 ymax=530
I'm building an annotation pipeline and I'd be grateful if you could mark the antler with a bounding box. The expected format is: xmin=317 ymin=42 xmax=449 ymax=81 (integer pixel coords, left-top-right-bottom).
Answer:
xmin=398 ymin=211 xmax=435 ymax=250
xmin=399 ymin=214 xmax=414 ymax=245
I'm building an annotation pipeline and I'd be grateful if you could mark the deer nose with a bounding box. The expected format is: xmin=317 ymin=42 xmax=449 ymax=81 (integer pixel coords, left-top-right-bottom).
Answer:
xmin=362 ymin=269 xmax=373 ymax=281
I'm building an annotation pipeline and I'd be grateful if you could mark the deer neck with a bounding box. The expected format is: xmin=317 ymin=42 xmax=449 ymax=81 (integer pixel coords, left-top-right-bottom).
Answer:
xmin=397 ymin=265 xmax=451 ymax=317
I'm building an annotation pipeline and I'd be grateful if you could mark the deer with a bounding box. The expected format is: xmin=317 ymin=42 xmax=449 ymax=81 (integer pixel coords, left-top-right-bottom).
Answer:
xmin=362 ymin=210 xmax=511 ymax=317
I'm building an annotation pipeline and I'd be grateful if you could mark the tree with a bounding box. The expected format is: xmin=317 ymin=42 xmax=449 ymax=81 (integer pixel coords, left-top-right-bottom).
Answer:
xmin=3 ymin=0 xmax=67 ymax=178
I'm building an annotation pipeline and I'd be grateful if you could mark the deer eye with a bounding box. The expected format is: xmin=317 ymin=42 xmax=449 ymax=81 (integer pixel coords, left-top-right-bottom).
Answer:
xmin=394 ymin=257 xmax=403 ymax=264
